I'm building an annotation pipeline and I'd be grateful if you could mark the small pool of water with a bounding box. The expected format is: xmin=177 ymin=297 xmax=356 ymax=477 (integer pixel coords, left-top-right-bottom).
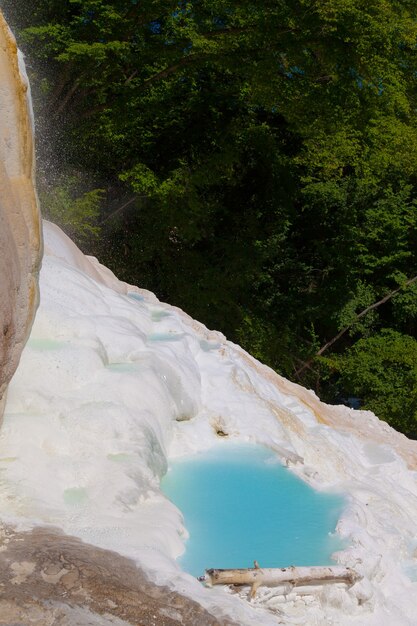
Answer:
xmin=127 ymin=292 xmax=145 ymax=302
xmin=63 ymin=487 xmax=88 ymax=505
xmin=150 ymin=309 xmax=171 ymax=322
xmin=199 ymin=339 xmax=221 ymax=352
xmin=28 ymin=338 xmax=68 ymax=351
xmin=161 ymin=444 xmax=346 ymax=578
xmin=147 ymin=332 xmax=185 ymax=342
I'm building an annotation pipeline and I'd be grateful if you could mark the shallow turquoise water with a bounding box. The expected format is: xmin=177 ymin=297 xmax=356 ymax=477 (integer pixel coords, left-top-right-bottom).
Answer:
xmin=63 ymin=487 xmax=88 ymax=505
xmin=199 ymin=339 xmax=221 ymax=352
xmin=147 ymin=332 xmax=185 ymax=342
xmin=161 ymin=444 xmax=346 ymax=578
xmin=150 ymin=309 xmax=171 ymax=322
xmin=28 ymin=338 xmax=68 ymax=350
xmin=127 ymin=292 xmax=145 ymax=302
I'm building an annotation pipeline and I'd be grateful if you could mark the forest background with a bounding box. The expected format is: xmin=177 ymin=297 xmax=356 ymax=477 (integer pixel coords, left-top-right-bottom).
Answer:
xmin=3 ymin=0 xmax=417 ymax=437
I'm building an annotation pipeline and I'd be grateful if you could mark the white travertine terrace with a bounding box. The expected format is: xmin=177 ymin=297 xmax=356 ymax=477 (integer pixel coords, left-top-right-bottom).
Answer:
xmin=1 ymin=220 xmax=417 ymax=625
xmin=0 ymin=10 xmax=42 ymax=413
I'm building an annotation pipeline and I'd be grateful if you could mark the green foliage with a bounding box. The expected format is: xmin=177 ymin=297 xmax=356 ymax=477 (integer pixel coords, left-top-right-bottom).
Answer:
xmin=336 ymin=281 xmax=377 ymax=337
xmin=321 ymin=331 xmax=417 ymax=438
xmin=119 ymin=164 xmax=158 ymax=197
xmin=40 ymin=177 xmax=103 ymax=247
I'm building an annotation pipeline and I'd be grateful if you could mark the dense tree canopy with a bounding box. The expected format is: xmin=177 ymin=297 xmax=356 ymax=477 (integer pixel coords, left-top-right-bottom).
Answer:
xmin=3 ymin=0 xmax=417 ymax=435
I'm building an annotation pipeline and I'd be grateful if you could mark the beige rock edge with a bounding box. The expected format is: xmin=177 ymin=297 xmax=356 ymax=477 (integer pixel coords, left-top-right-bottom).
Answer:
xmin=0 ymin=10 xmax=42 ymax=413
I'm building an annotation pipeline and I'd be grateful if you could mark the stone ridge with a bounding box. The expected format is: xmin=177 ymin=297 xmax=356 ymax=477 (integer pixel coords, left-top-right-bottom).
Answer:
xmin=0 ymin=524 xmax=236 ymax=626
xmin=0 ymin=11 xmax=42 ymax=413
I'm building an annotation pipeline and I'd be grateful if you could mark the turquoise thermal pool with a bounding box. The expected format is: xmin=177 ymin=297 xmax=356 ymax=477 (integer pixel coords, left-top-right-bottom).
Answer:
xmin=161 ymin=444 xmax=346 ymax=578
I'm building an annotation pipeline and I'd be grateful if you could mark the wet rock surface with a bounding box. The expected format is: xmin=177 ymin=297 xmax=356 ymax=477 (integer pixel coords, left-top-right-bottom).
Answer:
xmin=0 ymin=11 xmax=42 ymax=410
xmin=0 ymin=525 xmax=236 ymax=626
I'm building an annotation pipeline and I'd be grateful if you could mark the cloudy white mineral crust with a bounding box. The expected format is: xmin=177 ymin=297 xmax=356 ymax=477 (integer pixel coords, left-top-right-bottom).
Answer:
xmin=1 ymin=221 xmax=417 ymax=625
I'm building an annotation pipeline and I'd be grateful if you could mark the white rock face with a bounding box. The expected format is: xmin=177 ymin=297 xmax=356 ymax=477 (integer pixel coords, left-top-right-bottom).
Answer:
xmin=0 ymin=11 xmax=42 ymax=410
xmin=2 ymin=220 xmax=417 ymax=625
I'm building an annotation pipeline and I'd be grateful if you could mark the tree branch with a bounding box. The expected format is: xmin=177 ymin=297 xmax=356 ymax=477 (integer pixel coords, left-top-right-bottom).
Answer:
xmin=46 ymin=61 xmax=75 ymax=113
xmin=53 ymin=78 xmax=80 ymax=117
xmin=202 ymin=26 xmax=253 ymax=39
xmin=100 ymin=196 xmax=138 ymax=225
xmin=295 ymin=275 xmax=417 ymax=377
xmin=141 ymin=54 xmax=202 ymax=88
xmin=100 ymin=194 xmax=155 ymax=225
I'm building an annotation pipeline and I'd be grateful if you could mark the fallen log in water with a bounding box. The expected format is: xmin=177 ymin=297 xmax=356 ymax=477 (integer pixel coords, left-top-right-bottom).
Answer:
xmin=200 ymin=563 xmax=361 ymax=599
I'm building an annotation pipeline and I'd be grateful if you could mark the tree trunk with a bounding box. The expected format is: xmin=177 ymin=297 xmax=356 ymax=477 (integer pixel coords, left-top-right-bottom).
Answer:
xmin=201 ymin=565 xmax=360 ymax=599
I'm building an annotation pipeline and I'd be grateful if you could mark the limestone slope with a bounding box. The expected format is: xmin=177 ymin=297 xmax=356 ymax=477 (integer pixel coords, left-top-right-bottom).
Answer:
xmin=1 ymin=220 xmax=417 ymax=625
